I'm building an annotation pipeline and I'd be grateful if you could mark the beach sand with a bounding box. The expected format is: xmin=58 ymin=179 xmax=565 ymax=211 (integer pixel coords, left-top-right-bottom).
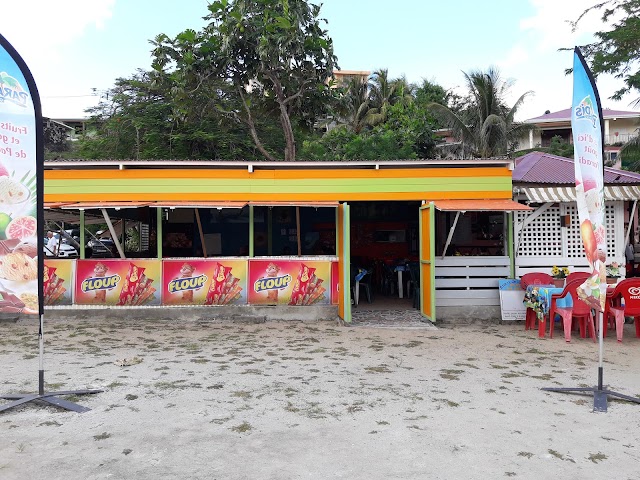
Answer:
xmin=1 ymin=317 xmax=639 ymax=479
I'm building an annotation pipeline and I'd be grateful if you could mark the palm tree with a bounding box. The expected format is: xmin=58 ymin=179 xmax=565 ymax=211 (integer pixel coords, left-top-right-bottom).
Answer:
xmin=428 ymin=67 xmax=534 ymax=158
xmin=328 ymin=76 xmax=374 ymax=133
xmin=366 ymin=69 xmax=414 ymax=126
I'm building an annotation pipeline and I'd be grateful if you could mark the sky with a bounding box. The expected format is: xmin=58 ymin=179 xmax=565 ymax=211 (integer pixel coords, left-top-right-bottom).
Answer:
xmin=1 ymin=0 xmax=637 ymax=121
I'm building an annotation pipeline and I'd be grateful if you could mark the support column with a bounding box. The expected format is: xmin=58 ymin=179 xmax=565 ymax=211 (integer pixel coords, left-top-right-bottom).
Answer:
xmin=79 ymin=209 xmax=86 ymax=259
xmin=507 ymin=212 xmax=514 ymax=277
xmin=157 ymin=207 xmax=163 ymax=260
xmin=249 ymin=205 xmax=254 ymax=257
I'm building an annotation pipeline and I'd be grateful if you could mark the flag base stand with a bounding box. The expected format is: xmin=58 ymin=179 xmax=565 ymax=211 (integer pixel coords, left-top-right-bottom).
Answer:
xmin=0 ymin=370 xmax=102 ymax=414
xmin=542 ymin=367 xmax=640 ymax=413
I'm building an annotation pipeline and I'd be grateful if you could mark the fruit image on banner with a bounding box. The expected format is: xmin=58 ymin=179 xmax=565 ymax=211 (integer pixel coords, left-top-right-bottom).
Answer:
xmin=248 ymin=259 xmax=331 ymax=306
xmin=162 ymin=259 xmax=247 ymax=305
xmin=75 ymin=259 xmax=161 ymax=306
xmin=0 ymin=42 xmax=39 ymax=316
xmin=43 ymin=259 xmax=74 ymax=306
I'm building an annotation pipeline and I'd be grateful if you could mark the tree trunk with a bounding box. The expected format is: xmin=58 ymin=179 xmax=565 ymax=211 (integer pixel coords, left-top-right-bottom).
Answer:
xmin=269 ymin=75 xmax=296 ymax=162
xmin=238 ymin=87 xmax=277 ymax=162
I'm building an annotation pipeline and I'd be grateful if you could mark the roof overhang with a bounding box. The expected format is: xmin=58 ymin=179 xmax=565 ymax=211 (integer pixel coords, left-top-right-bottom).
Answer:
xmin=434 ymin=199 xmax=532 ymax=211
xmin=248 ymin=201 xmax=339 ymax=207
xmin=152 ymin=201 xmax=247 ymax=209
xmin=522 ymin=186 xmax=640 ymax=202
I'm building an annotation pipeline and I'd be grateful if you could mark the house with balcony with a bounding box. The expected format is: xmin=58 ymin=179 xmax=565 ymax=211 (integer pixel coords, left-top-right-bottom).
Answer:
xmin=520 ymin=108 xmax=640 ymax=167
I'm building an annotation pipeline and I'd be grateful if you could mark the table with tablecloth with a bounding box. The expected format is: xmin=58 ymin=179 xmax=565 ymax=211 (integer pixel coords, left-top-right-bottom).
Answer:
xmin=523 ymin=284 xmax=573 ymax=337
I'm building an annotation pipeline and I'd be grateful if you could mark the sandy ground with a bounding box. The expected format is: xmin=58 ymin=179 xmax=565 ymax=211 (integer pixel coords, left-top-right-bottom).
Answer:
xmin=1 ymin=317 xmax=640 ymax=480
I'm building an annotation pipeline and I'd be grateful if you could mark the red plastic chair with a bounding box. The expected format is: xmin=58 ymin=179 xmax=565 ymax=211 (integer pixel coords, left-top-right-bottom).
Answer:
xmin=603 ymin=278 xmax=640 ymax=342
xmin=520 ymin=272 xmax=554 ymax=330
xmin=548 ymin=279 xmax=596 ymax=343
xmin=566 ymin=271 xmax=590 ymax=284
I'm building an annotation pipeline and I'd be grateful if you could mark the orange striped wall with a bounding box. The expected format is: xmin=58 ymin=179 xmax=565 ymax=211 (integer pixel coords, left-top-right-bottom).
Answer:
xmin=44 ymin=166 xmax=514 ymax=203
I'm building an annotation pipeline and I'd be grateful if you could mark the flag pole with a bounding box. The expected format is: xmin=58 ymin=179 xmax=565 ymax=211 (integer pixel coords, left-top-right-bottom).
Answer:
xmin=541 ymin=47 xmax=640 ymax=412
xmin=0 ymin=33 xmax=101 ymax=414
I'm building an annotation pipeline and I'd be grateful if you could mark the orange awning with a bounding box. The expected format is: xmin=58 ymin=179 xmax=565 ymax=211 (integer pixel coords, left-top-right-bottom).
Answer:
xmin=434 ymin=199 xmax=532 ymax=211
xmin=150 ymin=201 xmax=247 ymax=209
xmin=59 ymin=201 xmax=152 ymax=209
xmin=248 ymin=201 xmax=339 ymax=207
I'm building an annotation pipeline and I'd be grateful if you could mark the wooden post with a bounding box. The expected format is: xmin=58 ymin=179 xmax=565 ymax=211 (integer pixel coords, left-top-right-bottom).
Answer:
xmin=195 ymin=208 xmax=207 ymax=257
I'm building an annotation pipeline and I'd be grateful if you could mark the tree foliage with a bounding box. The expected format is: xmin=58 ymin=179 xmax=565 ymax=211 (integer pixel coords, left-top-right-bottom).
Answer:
xmin=427 ymin=67 xmax=534 ymax=158
xmin=572 ymin=0 xmax=640 ymax=103
xmin=151 ymin=0 xmax=337 ymax=161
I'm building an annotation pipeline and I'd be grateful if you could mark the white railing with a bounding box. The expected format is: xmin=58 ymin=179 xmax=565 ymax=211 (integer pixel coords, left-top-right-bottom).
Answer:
xmin=434 ymin=256 xmax=511 ymax=307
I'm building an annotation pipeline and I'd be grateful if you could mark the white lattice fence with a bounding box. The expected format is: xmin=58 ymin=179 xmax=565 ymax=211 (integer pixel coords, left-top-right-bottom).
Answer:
xmin=514 ymin=201 xmax=624 ymax=277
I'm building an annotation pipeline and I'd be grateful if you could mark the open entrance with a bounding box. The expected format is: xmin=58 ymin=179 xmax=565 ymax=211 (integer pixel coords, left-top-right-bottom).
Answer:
xmin=346 ymin=201 xmax=422 ymax=315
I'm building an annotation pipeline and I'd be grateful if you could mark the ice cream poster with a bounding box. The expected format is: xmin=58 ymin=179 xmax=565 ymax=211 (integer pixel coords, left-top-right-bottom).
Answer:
xmin=75 ymin=259 xmax=161 ymax=306
xmin=0 ymin=36 xmax=40 ymax=316
xmin=331 ymin=261 xmax=339 ymax=305
xmin=571 ymin=47 xmax=606 ymax=311
xmin=248 ymin=260 xmax=331 ymax=306
xmin=43 ymin=259 xmax=74 ymax=306
xmin=162 ymin=259 xmax=247 ymax=306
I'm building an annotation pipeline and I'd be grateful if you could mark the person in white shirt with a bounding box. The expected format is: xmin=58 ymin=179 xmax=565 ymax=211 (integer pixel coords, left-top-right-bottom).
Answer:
xmin=46 ymin=231 xmax=59 ymax=256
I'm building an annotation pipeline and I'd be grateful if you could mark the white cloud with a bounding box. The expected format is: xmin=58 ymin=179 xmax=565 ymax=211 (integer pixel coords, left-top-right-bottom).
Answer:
xmin=519 ymin=0 xmax=603 ymax=52
xmin=1 ymin=1 xmax=115 ymax=117
xmin=499 ymin=0 xmax=637 ymax=120
xmin=1 ymin=1 xmax=114 ymax=62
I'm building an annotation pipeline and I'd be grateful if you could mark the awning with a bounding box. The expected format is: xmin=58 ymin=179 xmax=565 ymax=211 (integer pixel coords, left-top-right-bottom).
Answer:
xmin=58 ymin=201 xmax=152 ymax=209
xmin=523 ymin=186 xmax=640 ymax=202
xmin=248 ymin=201 xmax=339 ymax=207
xmin=434 ymin=199 xmax=532 ymax=211
xmin=44 ymin=209 xmax=117 ymax=225
xmin=150 ymin=201 xmax=247 ymax=209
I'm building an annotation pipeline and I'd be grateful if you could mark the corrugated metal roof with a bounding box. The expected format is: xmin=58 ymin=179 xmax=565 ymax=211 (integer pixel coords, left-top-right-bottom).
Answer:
xmin=513 ymin=151 xmax=640 ymax=185
xmin=43 ymin=158 xmax=514 ymax=169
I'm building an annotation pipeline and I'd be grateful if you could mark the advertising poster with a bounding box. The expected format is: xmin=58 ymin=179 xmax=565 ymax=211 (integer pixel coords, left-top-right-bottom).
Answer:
xmin=162 ymin=259 xmax=247 ymax=306
xmin=43 ymin=259 xmax=74 ymax=306
xmin=0 ymin=38 xmax=39 ymax=317
xmin=331 ymin=261 xmax=339 ymax=305
xmin=75 ymin=259 xmax=161 ymax=306
xmin=571 ymin=47 xmax=607 ymax=311
xmin=248 ymin=259 xmax=331 ymax=306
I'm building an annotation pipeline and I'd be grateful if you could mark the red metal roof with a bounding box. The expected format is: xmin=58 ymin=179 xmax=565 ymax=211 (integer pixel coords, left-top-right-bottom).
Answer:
xmin=513 ymin=151 xmax=640 ymax=185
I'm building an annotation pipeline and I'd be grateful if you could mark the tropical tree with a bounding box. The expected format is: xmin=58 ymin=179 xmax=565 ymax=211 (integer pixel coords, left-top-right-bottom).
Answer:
xmin=151 ymin=0 xmax=337 ymax=162
xmin=427 ymin=67 xmax=534 ymax=158
xmin=328 ymin=76 xmax=373 ymax=133
xmin=571 ymin=0 xmax=640 ymax=104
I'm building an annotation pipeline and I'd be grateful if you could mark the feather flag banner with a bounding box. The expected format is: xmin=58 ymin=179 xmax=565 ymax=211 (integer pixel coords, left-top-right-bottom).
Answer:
xmin=571 ymin=47 xmax=606 ymax=312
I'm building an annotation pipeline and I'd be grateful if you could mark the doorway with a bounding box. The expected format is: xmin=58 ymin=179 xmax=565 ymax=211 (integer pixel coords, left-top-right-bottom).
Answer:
xmin=347 ymin=201 xmax=422 ymax=314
